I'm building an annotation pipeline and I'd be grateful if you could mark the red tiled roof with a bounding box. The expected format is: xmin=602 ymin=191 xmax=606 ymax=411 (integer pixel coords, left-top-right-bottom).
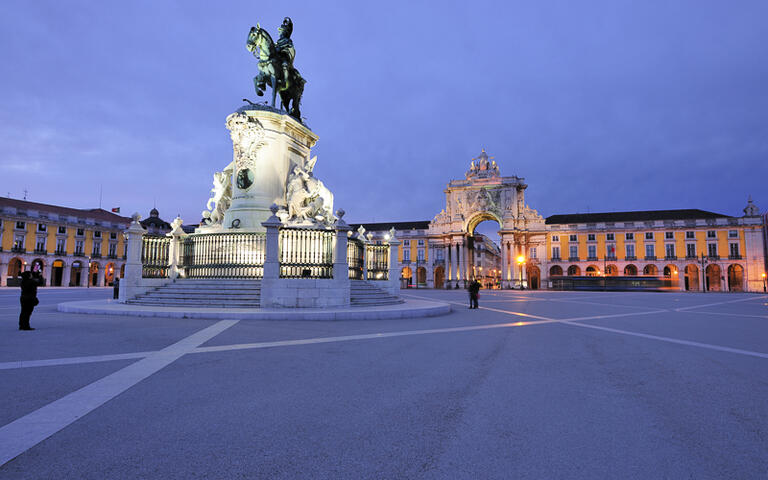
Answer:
xmin=0 ymin=197 xmax=132 ymax=224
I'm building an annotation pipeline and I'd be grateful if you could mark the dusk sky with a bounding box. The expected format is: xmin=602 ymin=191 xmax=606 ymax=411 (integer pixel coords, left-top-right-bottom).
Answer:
xmin=1 ymin=1 xmax=766 ymax=228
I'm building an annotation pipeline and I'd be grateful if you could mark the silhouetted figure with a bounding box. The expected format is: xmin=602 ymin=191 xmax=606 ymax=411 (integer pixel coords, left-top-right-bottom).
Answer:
xmin=113 ymin=277 xmax=120 ymax=299
xmin=19 ymin=271 xmax=39 ymax=330
xmin=468 ymin=278 xmax=481 ymax=309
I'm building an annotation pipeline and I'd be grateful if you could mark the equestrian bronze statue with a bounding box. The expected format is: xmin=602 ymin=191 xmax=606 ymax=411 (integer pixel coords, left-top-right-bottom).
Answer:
xmin=246 ymin=17 xmax=306 ymax=121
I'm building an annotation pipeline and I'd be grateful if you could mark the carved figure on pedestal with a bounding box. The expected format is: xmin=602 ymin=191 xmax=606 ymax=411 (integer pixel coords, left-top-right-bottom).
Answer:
xmin=285 ymin=156 xmax=336 ymax=226
xmin=202 ymin=165 xmax=234 ymax=225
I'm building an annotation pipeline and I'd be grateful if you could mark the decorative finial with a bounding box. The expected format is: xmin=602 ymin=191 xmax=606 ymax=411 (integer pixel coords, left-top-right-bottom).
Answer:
xmin=335 ymin=208 xmax=345 ymax=219
xmin=131 ymin=212 xmax=141 ymax=223
xmin=270 ymin=203 xmax=279 ymax=215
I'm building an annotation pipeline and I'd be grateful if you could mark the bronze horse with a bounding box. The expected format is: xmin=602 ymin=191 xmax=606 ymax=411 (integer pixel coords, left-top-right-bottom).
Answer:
xmin=246 ymin=25 xmax=305 ymax=121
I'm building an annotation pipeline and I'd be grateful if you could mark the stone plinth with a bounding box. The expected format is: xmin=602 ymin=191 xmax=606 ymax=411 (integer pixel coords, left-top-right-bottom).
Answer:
xmin=222 ymin=105 xmax=318 ymax=231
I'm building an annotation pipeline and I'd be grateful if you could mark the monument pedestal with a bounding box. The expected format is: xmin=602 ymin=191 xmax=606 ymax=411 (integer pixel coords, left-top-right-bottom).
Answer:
xmin=221 ymin=105 xmax=318 ymax=231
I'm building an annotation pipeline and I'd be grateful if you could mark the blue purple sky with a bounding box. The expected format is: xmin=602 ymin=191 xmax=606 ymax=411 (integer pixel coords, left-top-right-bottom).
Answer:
xmin=1 ymin=1 xmax=766 ymax=226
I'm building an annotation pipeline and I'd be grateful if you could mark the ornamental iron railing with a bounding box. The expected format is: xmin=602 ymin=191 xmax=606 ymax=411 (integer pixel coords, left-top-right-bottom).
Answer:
xmin=179 ymin=232 xmax=265 ymax=278
xmin=279 ymin=228 xmax=334 ymax=278
xmin=366 ymin=244 xmax=389 ymax=280
xmin=347 ymin=237 xmax=364 ymax=280
xmin=141 ymin=235 xmax=170 ymax=278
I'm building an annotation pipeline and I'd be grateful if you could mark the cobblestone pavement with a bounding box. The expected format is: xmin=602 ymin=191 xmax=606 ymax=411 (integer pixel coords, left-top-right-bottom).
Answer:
xmin=1 ymin=287 xmax=767 ymax=479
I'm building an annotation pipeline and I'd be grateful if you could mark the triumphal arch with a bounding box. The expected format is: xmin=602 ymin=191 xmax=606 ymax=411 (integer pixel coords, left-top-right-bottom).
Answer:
xmin=428 ymin=150 xmax=546 ymax=289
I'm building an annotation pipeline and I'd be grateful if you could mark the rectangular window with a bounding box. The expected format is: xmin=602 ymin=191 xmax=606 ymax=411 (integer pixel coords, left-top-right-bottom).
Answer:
xmin=551 ymin=235 xmax=559 ymax=242
xmin=14 ymin=235 xmax=25 ymax=250
xmin=728 ymin=230 xmax=738 ymax=238
xmin=606 ymin=244 xmax=616 ymax=258
xmin=76 ymin=228 xmax=84 ymax=237
xmin=729 ymin=243 xmax=740 ymax=257
xmin=402 ymin=249 xmax=410 ymax=261
xmin=37 ymin=223 xmax=47 ymax=232
xmin=529 ymin=247 xmax=537 ymax=259
xmin=108 ymin=243 xmax=117 ymax=256
xmin=58 ymin=225 xmax=67 ymax=234
xmin=645 ymin=244 xmax=655 ymax=258
xmin=625 ymin=233 xmax=634 ymax=240
xmin=569 ymin=245 xmax=578 ymax=259
xmin=56 ymin=238 xmax=66 ymax=253
xmin=15 ymin=221 xmax=25 ymax=230
xmin=403 ymin=240 xmax=410 ymax=247
xmin=665 ymin=244 xmax=675 ymax=258
xmin=75 ymin=240 xmax=84 ymax=255
xmin=417 ymin=249 xmax=424 ymax=261
xmin=35 ymin=237 xmax=46 ymax=252
xmin=587 ymin=233 xmax=595 ymax=241
xmin=707 ymin=230 xmax=716 ymax=238
xmin=606 ymin=233 xmax=615 ymax=241
xmin=708 ymin=243 xmax=717 ymax=257
xmin=94 ymin=230 xmax=102 ymax=238
xmin=569 ymin=234 xmax=577 ymax=242
xmin=665 ymin=231 xmax=673 ymax=239
xmin=552 ymin=246 xmax=560 ymax=259
xmin=686 ymin=243 xmax=696 ymax=258
xmin=587 ymin=245 xmax=596 ymax=258
xmin=645 ymin=232 xmax=653 ymax=240
xmin=625 ymin=244 xmax=635 ymax=259
xmin=686 ymin=231 xmax=695 ymax=239
xmin=92 ymin=242 xmax=102 ymax=255
xmin=110 ymin=232 xmax=117 ymax=240
xmin=436 ymin=249 xmax=444 ymax=261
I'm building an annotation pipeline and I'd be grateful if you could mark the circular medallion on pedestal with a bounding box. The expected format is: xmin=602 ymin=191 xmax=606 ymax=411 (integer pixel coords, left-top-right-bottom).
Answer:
xmin=237 ymin=169 xmax=255 ymax=189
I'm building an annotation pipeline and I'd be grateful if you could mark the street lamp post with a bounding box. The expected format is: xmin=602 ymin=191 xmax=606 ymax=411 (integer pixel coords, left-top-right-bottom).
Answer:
xmin=762 ymin=272 xmax=766 ymax=293
xmin=699 ymin=253 xmax=709 ymax=292
xmin=517 ymin=255 xmax=525 ymax=290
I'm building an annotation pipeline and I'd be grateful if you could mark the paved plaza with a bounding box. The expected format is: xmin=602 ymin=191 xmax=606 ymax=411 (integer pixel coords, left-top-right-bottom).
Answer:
xmin=1 ymin=288 xmax=768 ymax=479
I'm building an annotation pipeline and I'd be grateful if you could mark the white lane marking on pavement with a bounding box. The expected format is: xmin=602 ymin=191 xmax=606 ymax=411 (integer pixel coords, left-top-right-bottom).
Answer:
xmin=547 ymin=298 xmax=670 ymax=311
xmin=673 ymin=295 xmax=768 ymax=311
xmin=0 ymin=319 xmax=238 ymax=467
xmin=679 ymin=310 xmax=768 ymax=320
xmin=0 ymin=351 xmax=154 ymax=370
xmin=562 ymin=320 xmax=768 ymax=360
xmin=402 ymin=293 xmax=554 ymax=320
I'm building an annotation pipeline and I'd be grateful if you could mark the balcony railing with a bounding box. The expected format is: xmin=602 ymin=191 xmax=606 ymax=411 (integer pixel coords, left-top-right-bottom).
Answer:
xmin=665 ymin=255 xmax=677 ymax=260
xmin=644 ymin=256 xmax=657 ymax=261
xmin=74 ymin=251 xmax=85 ymax=257
xmin=55 ymin=249 xmax=67 ymax=256
xmin=625 ymin=256 xmax=637 ymax=261
xmin=11 ymin=246 xmax=25 ymax=253
xmin=568 ymin=257 xmax=580 ymax=262
xmin=605 ymin=256 xmax=617 ymax=261
xmin=728 ymin=254 xmax=742 ymax=260
xmin=91 ymin=253 xmax=102 ymax=259
xmin=550 ymin=256 xmax=561 ymax=261
xmin=279 ymin=228 xmax=333 ymax=279
xmin=686 ymin=255 xmax=697 ymax=260
xmin=586 ymin=256 xmax=598 ymax=261
xmin=708 ymin=255 xmax=720 ymax=260
xmin=180 ymin=232 xmax=265 ymax=279
xmin=34 ymin=248 xmax=47 ymax=255
xmin=107 ymin=254 xmax=118 ymax=259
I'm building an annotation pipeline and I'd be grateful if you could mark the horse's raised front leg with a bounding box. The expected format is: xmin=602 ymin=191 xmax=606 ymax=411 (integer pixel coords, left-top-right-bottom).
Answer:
xmin=253 ymin=76 xmax=264 ymax=96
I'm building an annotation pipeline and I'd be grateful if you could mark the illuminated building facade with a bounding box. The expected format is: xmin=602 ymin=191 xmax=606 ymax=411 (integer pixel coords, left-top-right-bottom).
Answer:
xmin=353 ymin=151 xmax=766 ymax=292
xmin=0 ymin=198 xmax=130 ymax=287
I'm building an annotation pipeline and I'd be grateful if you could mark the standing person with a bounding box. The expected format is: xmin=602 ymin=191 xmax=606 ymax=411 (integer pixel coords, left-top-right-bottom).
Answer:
xmin=469 ymin=278 xmax=481 ymax=309
xmin=19 ymin=271 xmax=39 ymax=331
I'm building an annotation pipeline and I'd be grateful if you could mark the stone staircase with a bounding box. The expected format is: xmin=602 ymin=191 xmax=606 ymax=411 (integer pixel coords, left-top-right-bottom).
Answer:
xmin=126 ymin=278 xmax=402 ymax=308
xmin=350 ymin=280 xmax=403 ymax=307
xmin=126 ymin=279 xmax=262 ymax=308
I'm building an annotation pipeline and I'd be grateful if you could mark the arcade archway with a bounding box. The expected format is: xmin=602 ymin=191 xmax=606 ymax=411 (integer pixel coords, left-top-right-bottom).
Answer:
xmin=705 ymin=264 xmax=721 ymax=292
xmin=727 ymin=264 xmax=744 ymax=292
xmin=433 ymin=265 xmax=445 ymax=289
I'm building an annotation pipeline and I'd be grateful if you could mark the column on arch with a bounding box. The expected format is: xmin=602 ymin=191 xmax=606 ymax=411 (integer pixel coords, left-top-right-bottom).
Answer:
xmin=426 ymin=243 xmax=434 ymax=287
xmin=62 ymin=260 xmax=72 ymax=287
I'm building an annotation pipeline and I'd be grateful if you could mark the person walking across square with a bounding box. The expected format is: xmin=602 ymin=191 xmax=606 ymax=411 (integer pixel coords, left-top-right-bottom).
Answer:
xmin=19 ymin=271 xmax=39 ymax=331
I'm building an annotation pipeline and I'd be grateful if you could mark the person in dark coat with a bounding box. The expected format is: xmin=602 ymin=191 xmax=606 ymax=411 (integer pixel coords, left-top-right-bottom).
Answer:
xmin=468 ymin=278 xmax=481 ymax=309
xmin=19 ymin=271 xmax=39 ymax=330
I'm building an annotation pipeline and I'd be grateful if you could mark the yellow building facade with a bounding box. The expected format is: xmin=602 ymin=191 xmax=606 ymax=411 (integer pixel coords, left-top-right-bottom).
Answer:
xmin=0 ymin=198 xmax=131 ymax=287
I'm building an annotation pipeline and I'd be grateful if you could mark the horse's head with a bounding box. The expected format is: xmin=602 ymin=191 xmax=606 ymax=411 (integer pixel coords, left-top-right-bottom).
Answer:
xmin=246 ymin=24 xmax=273 ymax=56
